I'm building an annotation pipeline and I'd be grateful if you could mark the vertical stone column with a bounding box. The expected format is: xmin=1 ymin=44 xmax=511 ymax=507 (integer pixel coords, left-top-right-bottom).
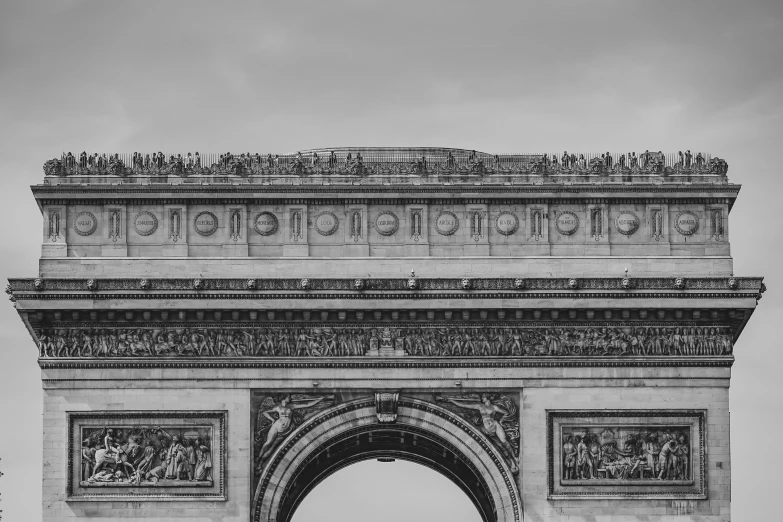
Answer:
xmin=101 ymin=204 xmax=127 ymax=256
xmin=162 ymin=204 xmax=188 ymax=256
xmin=41 ymin=205 xmax=67 ymax=257
xmin=223 ymin=204 xmax=249 ymax=256
xmin=404 ymin=204 xmax=429 ymax=256
xmin=283 ymin=203 xmax=308 ymax=256
xmin=463 ymin=203 xmax=489 ymax=256
xmin=343 ymin=203 xmax=369 ymax=256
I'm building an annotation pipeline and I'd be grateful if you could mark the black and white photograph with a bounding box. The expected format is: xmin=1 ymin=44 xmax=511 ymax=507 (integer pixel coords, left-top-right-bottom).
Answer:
xmin=0 ymin=1 xmax=780 ymax=521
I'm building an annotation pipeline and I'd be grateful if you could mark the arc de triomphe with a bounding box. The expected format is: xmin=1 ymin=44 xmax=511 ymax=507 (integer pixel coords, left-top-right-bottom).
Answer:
xmin=8 ymin=147 xmax=764 ymax=521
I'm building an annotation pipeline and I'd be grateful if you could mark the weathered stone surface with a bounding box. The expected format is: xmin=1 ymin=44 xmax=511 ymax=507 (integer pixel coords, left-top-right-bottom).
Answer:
xmin=8 ymin=147 xmax=763 ymax=521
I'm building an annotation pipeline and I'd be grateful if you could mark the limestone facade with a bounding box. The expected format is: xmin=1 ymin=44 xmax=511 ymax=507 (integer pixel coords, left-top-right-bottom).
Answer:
xmin=10 ymin=148 xmax=760 ymax=521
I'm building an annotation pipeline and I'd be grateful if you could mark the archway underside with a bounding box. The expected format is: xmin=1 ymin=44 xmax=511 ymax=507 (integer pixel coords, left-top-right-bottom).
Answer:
xmin=279 ymin=424 xmax=494 ymax=522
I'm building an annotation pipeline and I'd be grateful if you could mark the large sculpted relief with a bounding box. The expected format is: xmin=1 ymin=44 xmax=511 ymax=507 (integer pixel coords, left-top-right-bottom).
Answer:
xmin=253 ymin=394 xmax=335 ymax=474
xmin=437 ymin=393 xmax=520 ymax=474
xmin=36 ymin=325 xmax=735 ymax=358
xmin=547 ymin=410 xmax=706 ymax=499
xmin=67 ymin=411 xmax=226 ymax=500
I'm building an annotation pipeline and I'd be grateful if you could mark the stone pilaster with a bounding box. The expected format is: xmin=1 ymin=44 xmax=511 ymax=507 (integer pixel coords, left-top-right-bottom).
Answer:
xmin=283 ymin=203 xmax=308 ymax=256
xmin=101 ymin=203 xmax=127 ymax=256
xmin=41 ymin=204 xmax=67 ymax=257
xmin=162 ymin=204 xmax=188 ymax=256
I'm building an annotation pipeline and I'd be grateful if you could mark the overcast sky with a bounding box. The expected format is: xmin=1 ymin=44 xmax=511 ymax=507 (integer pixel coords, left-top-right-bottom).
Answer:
xmin=0 ymin=1 xmax=781 ymax=520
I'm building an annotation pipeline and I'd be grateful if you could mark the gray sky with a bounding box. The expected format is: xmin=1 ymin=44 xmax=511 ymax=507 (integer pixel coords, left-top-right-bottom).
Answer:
xmin=0 ymin=1 xmax=781 ymax=520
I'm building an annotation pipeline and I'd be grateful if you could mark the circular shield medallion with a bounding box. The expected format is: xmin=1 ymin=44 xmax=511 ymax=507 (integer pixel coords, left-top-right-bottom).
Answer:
xmin=435 ymin=211 xmax=459 ymax=235
xmin=133 ymin=211 xmax=158 ymax=236
xmin=674 ymin=211 xmax=699 ymax=235
xmin=314 ymin=211 xmax=339 ymax=236
xmin=494 ymin=212 xmax=519 ymax=235
xmin=254 ymin=212 xmax=279 ymax=236
xmin=73 ymin=211 xmax=97 ymax=236
xmin=194 ymin=211 xmax=218 ymax=236
xmin=615 ymin=211 xmax=640 ymax=236
xmin=375 ymin=212 xmax=399 ymax=236
xmin=555 ymin=211 xmax=579 ymax=236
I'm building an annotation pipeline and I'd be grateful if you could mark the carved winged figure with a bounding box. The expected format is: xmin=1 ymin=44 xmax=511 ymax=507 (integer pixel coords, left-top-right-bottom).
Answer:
xmin=254 ymin=394 xmax=335 ymax=474
xmin=437 ymin=393 xmax=520 ymax=473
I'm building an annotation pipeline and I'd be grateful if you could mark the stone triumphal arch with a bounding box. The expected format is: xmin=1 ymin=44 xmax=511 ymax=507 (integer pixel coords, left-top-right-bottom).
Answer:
xmin=9 ymin=147 xmax=763 ymax=521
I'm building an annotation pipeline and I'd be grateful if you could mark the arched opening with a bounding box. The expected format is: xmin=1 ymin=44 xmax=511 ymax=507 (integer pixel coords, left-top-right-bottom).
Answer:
xmin=291 ymin=459 xmax=482 ymax=522
xmin=280 ymin=424 xmax=493 ymax=522
xmin=253 ymin=398 xmax=521 ymax=522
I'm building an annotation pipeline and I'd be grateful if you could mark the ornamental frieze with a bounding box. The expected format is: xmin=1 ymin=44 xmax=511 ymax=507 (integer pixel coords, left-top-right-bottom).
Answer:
xmin=35 ymin=325 xmax=734 ymax=358
xmin=7 ymin=276 xmax=764 ymax=293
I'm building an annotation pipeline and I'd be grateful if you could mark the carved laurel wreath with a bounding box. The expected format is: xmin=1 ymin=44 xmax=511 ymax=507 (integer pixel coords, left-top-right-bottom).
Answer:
xmin=72 ymin=211 xmax=97 ymax=236
xmin=674 ymin=210 xmax=699 ymax=236
xmin=494 ymin=211 xmax=519 ymax=236
xmin=254 ymin=212 xmax=279 ymax=236
xmin=194 ymin=211 xmax=218 ymax=236
xmin=435 ymin=211 xmax=459 ymax=236
xmin=374 ymin=211 xmax=399 ymax=236
xmin=554 ymin=211 xmax=579 ymax=236
xmin=133 ymin=211 xmax=158 ymax=236
xmin=614 ymin=210 xmax=640 ymax=236
xmin=313 ymin=211 xmax=339 ymax=236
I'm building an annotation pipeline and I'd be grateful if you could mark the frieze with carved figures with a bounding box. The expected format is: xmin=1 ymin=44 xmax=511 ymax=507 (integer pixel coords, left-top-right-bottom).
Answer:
xmin=35 ymin=325 xmax=733 ymax=358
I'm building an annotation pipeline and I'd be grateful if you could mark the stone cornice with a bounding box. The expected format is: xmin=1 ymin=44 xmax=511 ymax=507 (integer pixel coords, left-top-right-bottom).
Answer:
xmin=7 ymin=276 xmax=764 ymax=293
xmin=38 ymin=356 xmax=734 ymax=370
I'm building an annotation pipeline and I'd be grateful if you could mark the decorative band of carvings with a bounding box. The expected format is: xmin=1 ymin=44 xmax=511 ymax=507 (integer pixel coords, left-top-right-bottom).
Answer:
xmin=11 ymin=292 xmax=763 ymax=303
xmin=33 ymin=325 xmax=734 ymax=358
xmin=37 ymin=358 xmax=734 ymax=370
xmin=7 ymin=277 xmax=764 ymax=292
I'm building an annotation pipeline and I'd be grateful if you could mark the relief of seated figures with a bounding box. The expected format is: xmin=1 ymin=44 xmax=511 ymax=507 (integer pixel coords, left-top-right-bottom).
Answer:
xmin=562 ymin=426 xmax=691 ymax=482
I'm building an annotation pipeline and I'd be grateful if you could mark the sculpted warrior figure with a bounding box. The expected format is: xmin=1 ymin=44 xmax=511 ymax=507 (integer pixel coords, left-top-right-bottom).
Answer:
xmin=254 ymin=394 xmax=335 ymax=470
xmin=563 ymin=436 xmax=577 ymax=479
xmin=438 ymin=393 xmax=519 ymax=473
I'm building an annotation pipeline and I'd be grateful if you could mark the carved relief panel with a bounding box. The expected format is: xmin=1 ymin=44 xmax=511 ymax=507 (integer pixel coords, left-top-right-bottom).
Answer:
xmin=67 ymin=410 xmax=226 ymax=501
xmin=547 ymin=410 xmax=706 ymax=499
